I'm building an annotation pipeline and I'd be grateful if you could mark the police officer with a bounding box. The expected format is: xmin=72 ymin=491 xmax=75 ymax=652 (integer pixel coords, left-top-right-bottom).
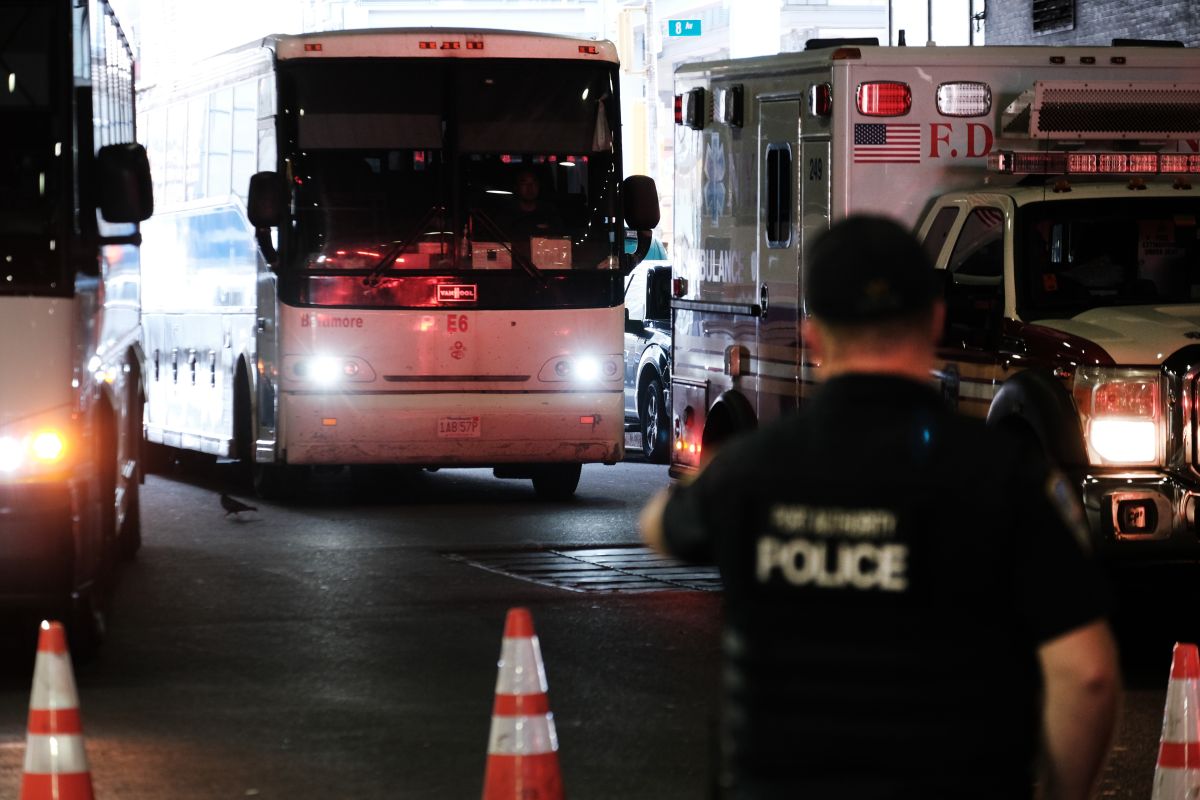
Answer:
xmin=640 ymin=215 xmax=1119 ymax=800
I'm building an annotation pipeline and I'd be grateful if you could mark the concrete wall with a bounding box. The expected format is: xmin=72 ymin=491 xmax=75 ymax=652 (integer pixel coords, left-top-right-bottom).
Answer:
xmin=984 ymin=0 xmax=1200 ymax=47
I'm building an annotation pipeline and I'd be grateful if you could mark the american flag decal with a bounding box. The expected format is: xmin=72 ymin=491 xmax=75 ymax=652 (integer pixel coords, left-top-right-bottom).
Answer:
xmin=854 ymin=123 xmax=921 ymax=164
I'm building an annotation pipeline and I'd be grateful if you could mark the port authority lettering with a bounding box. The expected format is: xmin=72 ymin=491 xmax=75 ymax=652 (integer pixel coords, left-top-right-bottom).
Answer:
xmin=300 ymin=314 xmax=364 ymax=328
xmin=758 ymin=505 xmax=907 ymax=592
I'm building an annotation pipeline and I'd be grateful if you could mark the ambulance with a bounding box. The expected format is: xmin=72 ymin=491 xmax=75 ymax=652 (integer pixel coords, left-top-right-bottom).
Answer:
xmin=668 ymin=41 xmax=1200 ymax=560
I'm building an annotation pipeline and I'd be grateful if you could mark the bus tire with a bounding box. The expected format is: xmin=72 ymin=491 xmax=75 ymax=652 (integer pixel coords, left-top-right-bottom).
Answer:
xmin=531 ymin=463 xmax=581 ymax=500
xmin=254 ymin=462 xmax=307 ymax=501
xmin=118 ymin=380 xmax=143 ymax=561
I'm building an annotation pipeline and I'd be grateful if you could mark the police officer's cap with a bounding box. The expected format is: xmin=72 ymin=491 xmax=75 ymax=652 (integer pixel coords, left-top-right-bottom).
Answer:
xmin=806 ymin=215 xmax=938 ymax=323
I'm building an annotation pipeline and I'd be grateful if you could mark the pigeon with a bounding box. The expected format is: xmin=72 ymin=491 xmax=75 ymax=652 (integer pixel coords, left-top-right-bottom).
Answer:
xmin=220 ymin=493 xmax=258 ymax=517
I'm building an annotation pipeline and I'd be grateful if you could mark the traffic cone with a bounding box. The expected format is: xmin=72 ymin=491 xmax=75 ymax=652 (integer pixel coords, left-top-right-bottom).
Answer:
xmin=19 ymin=620 xmax=94 ymax=800
xmin=482 ymin=607 xmax=564 ymax=800
xmin=1153 ymin=642 xmax=1200 ymax=799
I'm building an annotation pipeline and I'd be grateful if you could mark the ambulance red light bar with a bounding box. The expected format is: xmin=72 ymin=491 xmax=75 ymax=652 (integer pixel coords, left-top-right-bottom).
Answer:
xmin=989 ymin=150 xmax=1200 ymax=175
xmin=857 ymin=81 xmax=911 ymax=117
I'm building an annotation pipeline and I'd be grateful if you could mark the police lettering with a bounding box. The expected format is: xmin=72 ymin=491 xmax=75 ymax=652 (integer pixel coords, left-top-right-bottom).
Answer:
xmin=756 ymin=537 xmax=908 ymax=592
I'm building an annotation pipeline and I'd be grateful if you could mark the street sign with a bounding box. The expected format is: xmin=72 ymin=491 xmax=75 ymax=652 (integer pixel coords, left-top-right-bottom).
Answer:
xmin=669 ymin=19 xmax=702 ymax=37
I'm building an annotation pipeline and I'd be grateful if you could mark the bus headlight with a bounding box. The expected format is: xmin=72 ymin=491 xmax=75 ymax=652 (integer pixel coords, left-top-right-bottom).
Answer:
xmin=539 ymin=355 xmax=622 ymax=383
xmin=1072 ymin=367 xmax=1162 ymax=466
xmin=288 ymin=355 xmax=373 ymax=385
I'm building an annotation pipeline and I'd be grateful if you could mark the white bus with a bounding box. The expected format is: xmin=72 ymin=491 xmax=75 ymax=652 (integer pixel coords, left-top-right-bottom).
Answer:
xmin=0 ymin=0 xmax=152 ymax=651
xmin=139 ymin=28 xmax=659 ymax=499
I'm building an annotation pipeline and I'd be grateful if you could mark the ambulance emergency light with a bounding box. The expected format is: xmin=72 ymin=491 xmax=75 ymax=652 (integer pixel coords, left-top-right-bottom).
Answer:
xmin=990 ymin=150 xmax=1200 ymax=175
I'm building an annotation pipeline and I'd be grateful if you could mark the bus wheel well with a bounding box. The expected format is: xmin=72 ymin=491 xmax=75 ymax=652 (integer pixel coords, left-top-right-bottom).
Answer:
xmin=702 ymin=391 xmax=757 ymax=453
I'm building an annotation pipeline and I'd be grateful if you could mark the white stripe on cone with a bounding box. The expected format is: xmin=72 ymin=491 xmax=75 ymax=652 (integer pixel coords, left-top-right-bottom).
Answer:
xmin=28 ymin=650 xmax=80 ymax=712
xmin=487 ymin=714 xmax=559 ymax=756
xmin=23 ymin=734 xmax=90 ymax=775
xmin=495 ymin=637 xmax=548 ymax=695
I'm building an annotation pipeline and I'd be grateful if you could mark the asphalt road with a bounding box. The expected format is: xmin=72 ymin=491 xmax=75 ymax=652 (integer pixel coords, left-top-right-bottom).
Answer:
xmin=0 ymin=449 xmax=1192 ymax=798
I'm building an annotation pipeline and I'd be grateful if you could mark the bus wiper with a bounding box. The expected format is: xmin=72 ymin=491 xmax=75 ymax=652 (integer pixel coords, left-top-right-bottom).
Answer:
xmin=470 ymin=208 xmax=547 ymax=286
xmin=363 ymin=204 xmax=446 ymax=286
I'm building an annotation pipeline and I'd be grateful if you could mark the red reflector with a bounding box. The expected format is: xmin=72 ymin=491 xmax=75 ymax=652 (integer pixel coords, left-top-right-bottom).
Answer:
xmin=857 ymin=81 xmax=911 ymax=116
xmin=466 ymin=41 xmax=484 ymax=50
xmin=304 ymin=43 xmax=323 ymax=52
xmin=579 ymin=45 xmax=599 ymax=55
xmin=441 ymin=41 xmax=461 ymax=50
xmin=579 ymin=416 xmax=595 ymax=425
xmin=674 ymin=94 xmax=684 ymax=125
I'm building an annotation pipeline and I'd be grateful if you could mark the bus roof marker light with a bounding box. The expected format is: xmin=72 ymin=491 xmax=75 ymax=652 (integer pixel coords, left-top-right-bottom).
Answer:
xmin=936 ymin=82 xmax=991 ymax=117
xmin=857 ymin=81 xmax=911 ymax=116
xmin=579 ymin=45 xmax=599 ymax=55
xmin=304 ymin=43 xmax=322 ymax=52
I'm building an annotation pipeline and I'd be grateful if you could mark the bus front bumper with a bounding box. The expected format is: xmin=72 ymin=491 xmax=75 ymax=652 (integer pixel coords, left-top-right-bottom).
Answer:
xmin=280 ymin=390 xmax=624 ymax=466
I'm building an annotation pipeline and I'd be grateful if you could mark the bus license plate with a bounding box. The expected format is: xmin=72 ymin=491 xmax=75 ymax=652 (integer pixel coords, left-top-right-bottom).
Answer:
xmin=438 ymin=416 xmax=480 ymax=438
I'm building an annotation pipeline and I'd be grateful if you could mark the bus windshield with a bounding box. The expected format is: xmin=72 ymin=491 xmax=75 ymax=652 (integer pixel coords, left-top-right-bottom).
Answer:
xmin=1017 ymin=197 xmax=1200 ymax=320
xmin=0 ymin=3 xmax=62 ymax=291
xmin=280 ymin=58 xmax=621 ymax=276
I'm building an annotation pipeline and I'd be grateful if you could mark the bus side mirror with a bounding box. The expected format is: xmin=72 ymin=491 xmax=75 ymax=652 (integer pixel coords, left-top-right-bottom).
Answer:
xmin=97 ymin=143 xmax=153 ymax=223
xmin=621 ymin=175 xmax=660 ymax=270
xmin=248 ymin=171 xmax=287 ymax=228
xmin=248 ymin=171 xmax=287 ymax=266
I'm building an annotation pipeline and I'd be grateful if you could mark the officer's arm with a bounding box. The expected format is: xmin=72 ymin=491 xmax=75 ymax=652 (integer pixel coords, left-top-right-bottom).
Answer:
xmin=1036 ymin=619 xmax=1121 ymax=800
xmin=638 ymin=487 xmax=671 ymax=554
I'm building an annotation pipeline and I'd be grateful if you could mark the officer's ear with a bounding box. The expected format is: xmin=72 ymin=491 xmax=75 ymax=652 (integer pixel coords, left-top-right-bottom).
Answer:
xmin=801 ymin=317 xmax=826 ymax=364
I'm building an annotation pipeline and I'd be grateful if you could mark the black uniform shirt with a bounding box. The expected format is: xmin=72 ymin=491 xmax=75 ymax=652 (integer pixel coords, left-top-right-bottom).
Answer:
xmin=661 ymin=373 xmax=1107 ymax=799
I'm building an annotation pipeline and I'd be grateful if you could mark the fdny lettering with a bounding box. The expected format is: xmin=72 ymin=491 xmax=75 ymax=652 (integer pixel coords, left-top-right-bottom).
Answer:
xmin=300 ymin=314 xmax=364 ymax=328
xmin=759 ymin=505 xmax=907 ymax=592
xmin=927 ymin=122 xmax=993 ymax=159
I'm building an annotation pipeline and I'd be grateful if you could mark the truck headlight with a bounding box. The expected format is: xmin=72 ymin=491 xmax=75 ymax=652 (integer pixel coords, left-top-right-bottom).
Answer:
xmin=1072 ymin=367 xmax=1162 ymax=466
xmin=0 ymin=428 xmax=68 ymax=476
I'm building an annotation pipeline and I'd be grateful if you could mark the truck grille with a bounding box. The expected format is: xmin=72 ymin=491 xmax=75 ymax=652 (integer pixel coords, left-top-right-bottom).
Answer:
xmin=1031 ymin=81 xmax=1200 ymax=139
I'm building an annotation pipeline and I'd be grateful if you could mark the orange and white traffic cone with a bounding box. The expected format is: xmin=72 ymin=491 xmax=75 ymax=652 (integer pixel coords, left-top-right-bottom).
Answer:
xmin=1153 ymin=642 xmax=1200 ymax=799
xmin=19 ymin=620 xmax=94 ymax=800
xmin=482 ymin=607 xmax=564 ymax=800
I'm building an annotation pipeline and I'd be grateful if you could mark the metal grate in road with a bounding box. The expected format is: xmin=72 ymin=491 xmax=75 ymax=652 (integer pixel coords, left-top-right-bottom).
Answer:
xmin=446 ymin=545 xmax=722 ymax=593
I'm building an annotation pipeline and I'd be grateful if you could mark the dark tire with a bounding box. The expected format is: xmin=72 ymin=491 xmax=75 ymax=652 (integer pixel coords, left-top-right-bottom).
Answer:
xmin=141 ymin=440 xmax=175 ymax=475
xmin=119 ymin=387 xmax=143 ymax=561
xmin=531 ymin=463 xmax=582 ymax=500
xmin=639 ymin=375 xmax=670 ymax=463
xmin=118 ymin=472 xmax=141 ymax=561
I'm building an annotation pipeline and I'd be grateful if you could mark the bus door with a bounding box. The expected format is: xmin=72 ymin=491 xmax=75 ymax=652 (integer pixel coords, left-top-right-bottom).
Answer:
xmin=757 ymin=97 xmax=802 ymax=419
